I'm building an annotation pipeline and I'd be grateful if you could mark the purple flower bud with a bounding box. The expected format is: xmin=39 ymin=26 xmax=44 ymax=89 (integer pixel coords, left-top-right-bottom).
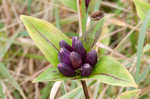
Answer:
xmin=59 ymin=40 xmax=73 ymax=51
xmin=86 ymin=50 xmax=97 ymax=66
xmin=72 ymin=37 xmax=86 ymax=59
xmin=81 ymin=63 xmax=93 ymax=76
xmin=58 ymin=48 xmax=71 ymax=65
xmin=58 ymin=63 xmax=75 ymax=77
xmin=70 ymin=51 xmax=82 ymax=69
xmin=85 ymin=0 xmax=90 ymax=9
xmin=72 ymin=36 xmax=78 ymax=48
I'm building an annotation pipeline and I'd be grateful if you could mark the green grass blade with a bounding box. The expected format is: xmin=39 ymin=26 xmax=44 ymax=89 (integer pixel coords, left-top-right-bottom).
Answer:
xmin=54 ymin=0 xmax=61 ymax=29
xmin=0 ymin=32 xmax=19 ymax=59
xmin=94 ymin=0 xmax=102 ymax=11
xmin=59 ymin=81 xmax=93 ymax=99
xmin=136 ymin=64 xmax=150 ymax=83
xmin=27 ymin=0 xmax=32 ymax=14
xmin=0 ymin=82 xmax=4 ymax=99
xmin=0 ymin=63 xmax=27 ymax=99
xmin=135 ymin=10 xmax=150 ymax=81
xmin=93 ymin=81 xmax=100 ymax=99
xmin=58 ymin=0 xmax=77 ymax=11
xmin=77 ymin=0 xmax=87 ymax=37
xmin=41 ymin=82 xmax=53 ymax=99
xmin=117 ymin=89 xmax=140 ymax=99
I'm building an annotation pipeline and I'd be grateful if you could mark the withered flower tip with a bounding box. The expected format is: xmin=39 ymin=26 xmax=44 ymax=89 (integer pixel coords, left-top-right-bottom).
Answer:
xmin=57 ymin=37 xmax=97 ymax=77
xmin=85 ymin=0 xmax=90 ymax=9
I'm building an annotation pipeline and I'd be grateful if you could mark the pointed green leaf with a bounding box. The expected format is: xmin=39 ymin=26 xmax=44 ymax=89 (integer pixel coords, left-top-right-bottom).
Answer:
xmin=33 ymin=56 xmax=137 ymax=88
xmin=117 ymin=89 xmax=140 ymax=99
xmin=88 ymin=56 xmax=137 ymax=87
xmin=20 ymin=15 xmax=71 ymax=66
xmin=82 ymin=18 xmax=104 ymax=51
xmin=33 ymin=67 xmax=69 ymax=82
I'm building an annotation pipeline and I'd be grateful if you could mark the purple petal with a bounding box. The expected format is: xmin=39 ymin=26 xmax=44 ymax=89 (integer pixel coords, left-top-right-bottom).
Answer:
xmin=72 ymin=37 xmax=86 ymax=59
xmin=58 ymin=48 xmax=71 ymax=65
xmin=72 ymin=36 xmax=78 ymax=49
xmin=70 ymin=51 xmax=82 ymax=69
xmin=58 ymin=63 xmax=75 ymax=77
xmin=86 ymin=50 xmax=97 ymax=66
xmin=81 ymin=63 xmax=93 ymax=76
xmin=59 ymin=40 xmax=73 ymax=51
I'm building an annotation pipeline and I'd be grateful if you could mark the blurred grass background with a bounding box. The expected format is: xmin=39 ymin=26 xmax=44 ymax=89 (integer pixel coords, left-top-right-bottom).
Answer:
xmin=0 ymin=0 xmax=150 ymax=99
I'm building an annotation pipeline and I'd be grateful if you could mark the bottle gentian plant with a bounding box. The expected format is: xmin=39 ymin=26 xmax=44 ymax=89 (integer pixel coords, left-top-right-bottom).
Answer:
xmin=20 ymin=0 xmax=137 ymax=98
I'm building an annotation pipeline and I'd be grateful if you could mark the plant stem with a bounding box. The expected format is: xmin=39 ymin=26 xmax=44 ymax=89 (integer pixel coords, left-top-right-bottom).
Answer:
xmin=81 ymin=80 xmax=90 ymax=99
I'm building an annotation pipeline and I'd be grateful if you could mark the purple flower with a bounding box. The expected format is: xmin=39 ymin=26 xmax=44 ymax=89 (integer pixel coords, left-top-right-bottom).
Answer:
xmin=81 ymin=63 xmax=93 ymax=76
xmin=86 ymin=50 xmax=97 ymax=66
xmin=58 ymin=37 xmax=97 ymax=77
xmin=58 ymin=48 xmax=71 ymax=65
xmin=72 ymin=37 xmax=86 ymax=59
xmin=70 ymin=51 xmax=82 ymax=69
xmin=59 ymin=40 xmax=73 ymax=51
xmin=58 ymin=63 xmax=75 ymax=77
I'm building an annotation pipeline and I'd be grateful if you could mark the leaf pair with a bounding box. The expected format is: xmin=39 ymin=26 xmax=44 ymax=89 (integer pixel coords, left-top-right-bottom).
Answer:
xmin=21 ymin=15 xmax=137 ymax=87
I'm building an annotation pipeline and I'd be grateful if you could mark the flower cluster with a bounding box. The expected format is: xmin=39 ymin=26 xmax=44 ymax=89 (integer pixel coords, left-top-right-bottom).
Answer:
xmin=58 ymin=37 xmax=97 ymax=77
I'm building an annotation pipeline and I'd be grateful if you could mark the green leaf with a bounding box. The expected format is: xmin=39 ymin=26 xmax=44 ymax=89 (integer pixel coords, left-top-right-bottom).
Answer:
xmin=134 ymin=0 xmax=150 ymax=20
xmin=82 ymin=18 xmax=104 ymax=51
xmin=33 ymin=67 xmax=71 ymax=82
xmin=88 ymin=56 xmax=137 ymax=87
xmin=33 ymin=56 xmax=137 ymax=88
xmin=117 ymin=89 xmax=140 ymax=99
xmin=99 ymin=23 xmax=110 ymax=55
xmin=20 ymin=15 xmax=71 ymax=66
